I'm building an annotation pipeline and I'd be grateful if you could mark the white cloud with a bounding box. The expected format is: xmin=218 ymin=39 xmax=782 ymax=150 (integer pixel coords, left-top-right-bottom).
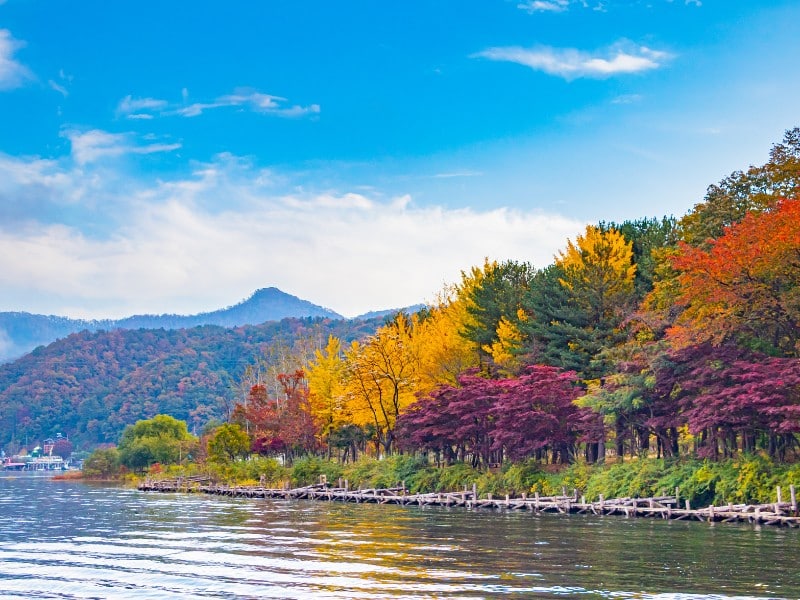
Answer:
xmin=431 ymin=170 xmax=483 ymax=179
xmin=117 ymin=95 xmax=169 ymax=116
xmin=62 ymin=128 xmax=181 ymax=165
xmin=611 ymin=93 xmax=643 ymax=104
xmin=117 ymin=88 xmax=320 ymax=119
xmin=48 ymin=79 xmax=68 ymax=97
xmin=0 ymin=29 xmax=32 ymax=90
xmin=517 ymin=0 xmax=570 ymax=13
xmin=48 ymin=69 xmax=72 ymax=97
xmin=0 ymin=154 xmax=584 ymax=319
xmin=474 ymin=42 xmax=672 ymax=80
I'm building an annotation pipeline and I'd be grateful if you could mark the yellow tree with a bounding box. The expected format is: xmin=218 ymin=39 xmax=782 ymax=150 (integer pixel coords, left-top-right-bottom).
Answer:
xmin=485 ymin=312 xmax=525 ymax=376
xmin=343 ymin=313 xmax=419 ymax=456
xmin=549 ymin=225 xmax=636 ymax=379
xmin=306 ymin=335 xmax=349 ymax=452
xmin=412 ymin=287 xmax=479 ymax=393
xmin=557 ymin=225 xmax=636 ymax=323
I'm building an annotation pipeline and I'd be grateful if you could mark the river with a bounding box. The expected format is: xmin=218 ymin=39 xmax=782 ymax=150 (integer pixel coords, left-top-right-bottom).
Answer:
xmin=0 ymin=474 xmax=797 ymax=599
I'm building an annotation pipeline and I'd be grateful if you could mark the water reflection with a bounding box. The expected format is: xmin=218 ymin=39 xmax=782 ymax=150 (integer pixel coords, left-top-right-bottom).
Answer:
xmin=0 ymin=475 xmax=796 ymax=599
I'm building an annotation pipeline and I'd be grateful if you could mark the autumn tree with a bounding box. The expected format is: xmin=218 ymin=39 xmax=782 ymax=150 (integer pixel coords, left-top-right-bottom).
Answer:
xmin=460 ymin=259 xmax=535 ymax=372
xmin=235 ymin=370 xmax=319 ymax=462
xmin=343 ymin=313 xmax=419 ymax=456
xmin=601 ymin=216 xmax=679 ymax=298
xmin=397 ymin=370 xmax=500 ymax=467
xmin=679 ymin=127 xmax=800 ymax=246
xmin=492 ymin=365 xmax=588 ymax=464
xmin=578 ymin=339 xmax=681 ymax=461
xmin=306 ymin=336 xmax=346 ymax=445
xmin=654 ymin=343 xmax=800 ymax=460
xmin=669 ymin=197 xmax=800 ymax=356
xmin=520 ymin=226 xmax=636 ymax=382
xmin=412 ymin=290 xmax=479 ymax=391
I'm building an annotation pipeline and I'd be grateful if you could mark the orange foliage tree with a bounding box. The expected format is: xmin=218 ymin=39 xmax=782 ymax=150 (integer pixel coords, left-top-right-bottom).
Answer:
xmin=233 ymin=370 xmax=319 ymax=461
xmin=669 ymin=197 xmax=800 ymax=356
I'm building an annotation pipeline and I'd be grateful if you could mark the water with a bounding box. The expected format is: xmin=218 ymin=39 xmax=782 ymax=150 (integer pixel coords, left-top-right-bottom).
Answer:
xmin=0 ymin=474 xmax=797 ymax=599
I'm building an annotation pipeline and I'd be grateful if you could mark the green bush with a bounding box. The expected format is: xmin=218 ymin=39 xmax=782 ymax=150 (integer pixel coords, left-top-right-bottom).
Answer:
xmin=82 ymin=447 xmax=121 ymax=479
xmin=291 ymin=456 xmax=344 ymax=487
xmin=207 ymin=456 xmax=288 ymax=485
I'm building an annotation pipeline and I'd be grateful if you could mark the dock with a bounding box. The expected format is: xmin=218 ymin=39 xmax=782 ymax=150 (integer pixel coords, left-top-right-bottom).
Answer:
xmin=137 ymin=477 xmax=800 ymax=528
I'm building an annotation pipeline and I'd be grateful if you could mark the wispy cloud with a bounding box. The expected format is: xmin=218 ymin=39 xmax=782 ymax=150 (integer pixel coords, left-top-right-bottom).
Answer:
xmin=48 ymin=80 xmax=68 ymax=97
xmin=518 ymin=0 xmax=611 ymax=13
xmin=431 ymin=170 xmax=484 ymax=179
xmin=611 ymin=93 xmax=643 ymax=104
xmin=517 ymin=0 xmax=569 ymax=13
xmin=0 ymin=29 xmax=32 ymax=90
xmin=61 ymin=129 xmax=181 ymax=165
xmin=48 ymin=68 xmax=72 ymax=97
xmin=473 ymin=41 xmax=672 ymax=80
xmin=117 ymin=88 xmax=320 ymax=120
xmin=117 ymin=95 xmax=169 ymax=119
xmin=0 ymin=152 xmax=583 ymax=319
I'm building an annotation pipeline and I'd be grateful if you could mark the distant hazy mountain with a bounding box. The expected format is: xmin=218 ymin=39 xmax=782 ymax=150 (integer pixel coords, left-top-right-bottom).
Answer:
xmin=0 ymin=287 xmax=344 ymax=363
xmin=353 ymin=304 xmax=427 ymax=321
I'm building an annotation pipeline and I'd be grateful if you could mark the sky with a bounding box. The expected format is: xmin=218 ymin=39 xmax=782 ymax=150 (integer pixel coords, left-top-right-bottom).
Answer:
xmin=0 ymin=0 xmax=798 ymax=319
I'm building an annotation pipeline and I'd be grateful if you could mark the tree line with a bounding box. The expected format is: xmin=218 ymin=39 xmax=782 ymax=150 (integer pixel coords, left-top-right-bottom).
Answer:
xmin=223 ymin=127 xmax=800 ymax=468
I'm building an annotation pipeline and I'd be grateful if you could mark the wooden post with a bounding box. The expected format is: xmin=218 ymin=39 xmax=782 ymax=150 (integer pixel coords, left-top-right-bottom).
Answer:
xmin=685 ymin=499 xmax=691 ymax=511
xmin=561 ymin=486 xmax=567 ymax=497
xmin=599 ymin=494 xmax=604 ymax=510
xmin=675 ymin=487 xmax=680 ymax=505
xmin=345 ymin=479 xmax=349 ymax=491
xmin=581 ymin=495 xmax=586 ymax=505
xmin=777 ymin=486 xmax=782 ymax=504
xmin=535 ymin=491 xmax=540 ymax=510
xmin=472 ymin=483 xmax=478 ymax=501
xmin=791 ymin=485 xmax=797 ymax=512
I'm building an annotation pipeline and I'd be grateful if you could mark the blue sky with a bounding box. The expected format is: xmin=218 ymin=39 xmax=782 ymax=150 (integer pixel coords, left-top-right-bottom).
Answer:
xmin=0 ymin=0 xmax=798 ymax=320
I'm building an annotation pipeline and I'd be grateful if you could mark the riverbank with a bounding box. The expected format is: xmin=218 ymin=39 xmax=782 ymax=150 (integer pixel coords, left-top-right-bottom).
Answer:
xmin=95 ymin=452 xmax=800 ymax=514
xmin=138 ymin=477 xmax=800 ymax=528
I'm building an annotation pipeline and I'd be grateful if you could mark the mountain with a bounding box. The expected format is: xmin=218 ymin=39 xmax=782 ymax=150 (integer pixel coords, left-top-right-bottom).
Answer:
xmin=353 ymin=304 xmax=427 ymax=321
xmin=0 ymin=316 xmax=383 ymax=450
xmin=0 ymin=287 xmax=343 ymax=363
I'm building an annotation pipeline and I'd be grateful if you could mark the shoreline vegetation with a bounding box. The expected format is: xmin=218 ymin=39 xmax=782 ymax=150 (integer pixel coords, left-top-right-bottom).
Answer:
xmin=113 ymin=452 xmax=799 ymax=527
xmin=137 ymin=475 xmax=800 ymax=529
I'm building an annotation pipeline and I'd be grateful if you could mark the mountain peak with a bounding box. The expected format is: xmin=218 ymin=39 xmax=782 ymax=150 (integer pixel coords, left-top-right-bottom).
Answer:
xmin=0 ymin=287 xmax=344 ymax=362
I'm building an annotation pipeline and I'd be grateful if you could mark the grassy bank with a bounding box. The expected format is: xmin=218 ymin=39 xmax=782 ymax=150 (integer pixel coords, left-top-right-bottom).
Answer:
xmin=149 ymin=454 xmax=800 ymax=508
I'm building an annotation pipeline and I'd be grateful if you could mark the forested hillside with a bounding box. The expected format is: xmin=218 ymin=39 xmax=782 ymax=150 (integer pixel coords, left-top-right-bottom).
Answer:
xmin=0 ymin=317 xmax=382 ymax=450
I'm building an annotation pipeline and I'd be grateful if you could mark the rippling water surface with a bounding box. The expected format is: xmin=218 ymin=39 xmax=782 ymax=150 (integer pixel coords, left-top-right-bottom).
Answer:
xmin=0 ymin=474 xmax=797 ymax=599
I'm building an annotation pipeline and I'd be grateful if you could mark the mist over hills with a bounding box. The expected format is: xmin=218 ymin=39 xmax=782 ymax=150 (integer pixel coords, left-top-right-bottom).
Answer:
xmin=0 ymin=287 xmax=419 ymax=364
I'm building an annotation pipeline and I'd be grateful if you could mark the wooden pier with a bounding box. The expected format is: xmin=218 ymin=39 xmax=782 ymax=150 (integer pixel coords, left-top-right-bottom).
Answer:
xmin=137 ymin=477 xmax=800 ymax=528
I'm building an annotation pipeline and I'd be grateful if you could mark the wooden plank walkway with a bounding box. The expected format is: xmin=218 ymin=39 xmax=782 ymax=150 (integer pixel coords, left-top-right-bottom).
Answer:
xmin=137 ymin=477 xmax=800 ymax=528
